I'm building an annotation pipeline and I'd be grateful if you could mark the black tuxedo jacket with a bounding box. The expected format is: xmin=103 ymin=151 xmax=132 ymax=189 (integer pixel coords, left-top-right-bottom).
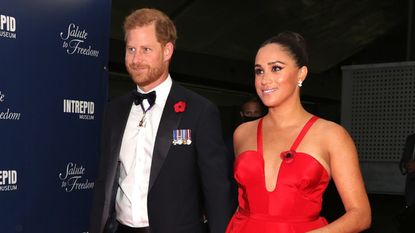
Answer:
xmin=89 ymin=82 xmax=237 ymax=233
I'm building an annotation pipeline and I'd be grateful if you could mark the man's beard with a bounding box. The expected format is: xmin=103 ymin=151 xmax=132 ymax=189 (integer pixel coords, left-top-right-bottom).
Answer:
xmin=128 ymin=63 xmax=165 ymax=87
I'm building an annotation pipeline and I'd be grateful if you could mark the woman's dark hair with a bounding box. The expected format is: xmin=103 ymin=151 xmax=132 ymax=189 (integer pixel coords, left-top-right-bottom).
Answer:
xmin=260 ymin=31 xmax=308 ymax=67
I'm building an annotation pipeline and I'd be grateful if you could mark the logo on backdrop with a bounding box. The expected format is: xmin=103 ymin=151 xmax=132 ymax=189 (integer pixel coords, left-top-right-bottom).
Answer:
xmin=63 ymin=99 xmax=95 ymax=120
xmin=0 ymin=14 xmax=17 ymax=39
xmin=0 ymin=170 xmax=18 ymax=192
xmin=60 ymin=23 xmax=100 ymax=57
xmin=58 ymin=162 xmax=94 ymax=192
xmin=0 ymin=90 xmax=22 ymax=121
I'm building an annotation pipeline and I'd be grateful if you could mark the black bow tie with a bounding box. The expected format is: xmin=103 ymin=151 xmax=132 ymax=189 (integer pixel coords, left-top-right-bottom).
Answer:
xmin=132 ymin=90 xmax=156 ymax=112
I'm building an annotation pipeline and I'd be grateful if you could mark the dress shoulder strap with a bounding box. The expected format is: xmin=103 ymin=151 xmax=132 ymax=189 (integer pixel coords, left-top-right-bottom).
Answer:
xmin=257 ymin=118 xmax=263 ymax=153
xmin=290 ymin=116 xmax=319 ymax=151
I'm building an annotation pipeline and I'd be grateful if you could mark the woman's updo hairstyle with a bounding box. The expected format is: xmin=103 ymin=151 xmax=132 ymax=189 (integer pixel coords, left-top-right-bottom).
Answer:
xmin=260 ymin=31 xmax=308 ymax=68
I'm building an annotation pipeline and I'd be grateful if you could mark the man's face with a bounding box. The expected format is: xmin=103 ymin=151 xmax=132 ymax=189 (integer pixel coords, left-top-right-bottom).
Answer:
xmin=241 ymin=101 xmax=263 ymax=118
xmin=124 ymin=23 xmax=172 ymax=91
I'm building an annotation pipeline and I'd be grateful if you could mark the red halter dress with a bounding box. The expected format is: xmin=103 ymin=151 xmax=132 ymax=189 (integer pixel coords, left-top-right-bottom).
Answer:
xmin=226 ymin=116 xmax=329 ymax=233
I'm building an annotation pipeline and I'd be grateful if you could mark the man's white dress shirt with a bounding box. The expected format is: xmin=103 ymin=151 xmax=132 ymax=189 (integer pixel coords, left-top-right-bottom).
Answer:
xmin=116 ymin=76 xmax=172 ymax=227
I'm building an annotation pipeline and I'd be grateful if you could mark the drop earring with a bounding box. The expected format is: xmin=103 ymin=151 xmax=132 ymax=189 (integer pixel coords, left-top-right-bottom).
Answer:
xmin=298 ymin=80 xmax=303 ymax=87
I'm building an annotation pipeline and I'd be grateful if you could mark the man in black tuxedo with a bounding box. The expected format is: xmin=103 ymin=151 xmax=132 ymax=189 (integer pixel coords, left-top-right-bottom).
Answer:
xmin=398 ymin=133 xmax=415 ymax=233
xmin=400 ymin=133 xmax=415 ymax=207
xmin=89 ymin=8 xmax=236 ymax=233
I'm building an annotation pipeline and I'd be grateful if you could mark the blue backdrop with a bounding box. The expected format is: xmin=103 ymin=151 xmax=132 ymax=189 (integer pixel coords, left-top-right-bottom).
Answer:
xmin=0 ymin=1 xmax=111 ymax=232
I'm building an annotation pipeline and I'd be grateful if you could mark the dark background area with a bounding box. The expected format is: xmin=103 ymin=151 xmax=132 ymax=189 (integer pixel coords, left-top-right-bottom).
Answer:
xmin=108 ymin=0 xmax=411 ymax=98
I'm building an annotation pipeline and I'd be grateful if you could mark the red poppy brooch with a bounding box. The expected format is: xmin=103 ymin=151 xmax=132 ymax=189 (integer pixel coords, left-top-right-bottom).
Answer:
xmin=280 ymin=150 xmax=296 ymax=163
xmin=174 ymin=101 xmax=186 ymax=113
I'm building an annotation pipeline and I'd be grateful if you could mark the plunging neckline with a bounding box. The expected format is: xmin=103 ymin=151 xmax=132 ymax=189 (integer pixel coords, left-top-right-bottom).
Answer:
xmin=228 ymin=116 xmax=331 ymax=233
xmin=257 ymin=116 xmax=320 ymax=192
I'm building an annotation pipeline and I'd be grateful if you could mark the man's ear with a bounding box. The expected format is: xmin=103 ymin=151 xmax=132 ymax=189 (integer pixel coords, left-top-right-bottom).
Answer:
xmin=163 ymin=42 xmax=174 ymax=61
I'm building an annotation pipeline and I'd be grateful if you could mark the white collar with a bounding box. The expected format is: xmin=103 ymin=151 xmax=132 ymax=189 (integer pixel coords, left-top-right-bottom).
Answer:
xmin=136 ymin=75 xmax=172 ymax=107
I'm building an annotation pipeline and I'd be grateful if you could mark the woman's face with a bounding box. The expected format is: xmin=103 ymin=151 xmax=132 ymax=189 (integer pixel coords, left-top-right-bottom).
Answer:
xmin=254 ymin=43 xmax=305 ymax=108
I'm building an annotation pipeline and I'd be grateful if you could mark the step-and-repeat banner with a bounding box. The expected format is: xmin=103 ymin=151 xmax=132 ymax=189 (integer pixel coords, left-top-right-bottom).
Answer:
xmin=1 ymin=1 xmax=111 ymax=232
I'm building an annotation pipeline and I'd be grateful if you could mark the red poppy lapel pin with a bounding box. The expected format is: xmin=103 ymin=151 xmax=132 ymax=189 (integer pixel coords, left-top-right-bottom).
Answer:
xmin=174 ymin=101 xmax=186 ymax=113
xmin=280 ymin=150 xmax=296 ymax=163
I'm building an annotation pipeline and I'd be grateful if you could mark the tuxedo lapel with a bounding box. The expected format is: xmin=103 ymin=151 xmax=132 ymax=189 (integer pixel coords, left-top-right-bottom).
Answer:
xmin=107 ymin=92 xmax=135 ymax=199
xmin=110 ymin=92 xmax=135 ymax=164
xmin=149 ymin=83 xmax=184 ymax=191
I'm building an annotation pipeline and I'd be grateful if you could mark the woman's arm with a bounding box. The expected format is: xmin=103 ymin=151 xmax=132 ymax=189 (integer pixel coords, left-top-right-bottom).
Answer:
xmin=309 ymin=123 xmax=371 ymax=233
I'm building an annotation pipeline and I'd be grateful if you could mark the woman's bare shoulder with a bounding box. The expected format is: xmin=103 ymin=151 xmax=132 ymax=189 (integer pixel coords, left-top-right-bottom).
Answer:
xmin=313 ymin=118 xmax=350 ymax=138
xmin=312 ymin=117 xmax=356 ymax=153
xmin=235 ymin=119 xmax=261 ymax=139
xmin=233 ymin=119 xmax=260 ymax=155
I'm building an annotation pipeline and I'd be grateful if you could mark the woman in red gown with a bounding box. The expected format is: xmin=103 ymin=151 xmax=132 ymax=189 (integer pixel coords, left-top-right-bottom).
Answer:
xmin=226 ymin=32 xmax=371 ymax=233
